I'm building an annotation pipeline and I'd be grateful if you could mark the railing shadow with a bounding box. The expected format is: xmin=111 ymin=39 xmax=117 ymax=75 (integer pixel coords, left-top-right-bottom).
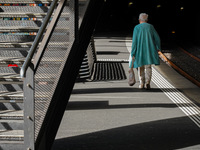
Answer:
xmin=66 ymin=101 xmax=179 ymax=111
xmin=72 ymin=87 xmax=170 ymax=94
xmin=52 ymin=115 xmax=200 ymax=150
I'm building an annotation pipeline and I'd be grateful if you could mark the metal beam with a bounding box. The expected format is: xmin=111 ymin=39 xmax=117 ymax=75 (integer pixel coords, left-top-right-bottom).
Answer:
xmin=24 ymin=63 xmax=35 ymax=150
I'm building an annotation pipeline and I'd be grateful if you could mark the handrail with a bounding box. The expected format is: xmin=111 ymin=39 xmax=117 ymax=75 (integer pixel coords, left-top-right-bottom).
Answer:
xmin=20 ymin=0 xmax=59 ymax=78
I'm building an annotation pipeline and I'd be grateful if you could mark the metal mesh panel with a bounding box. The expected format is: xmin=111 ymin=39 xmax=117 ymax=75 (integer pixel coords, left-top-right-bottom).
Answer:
xmin=34 ymin=0 xmax=80 ymax=140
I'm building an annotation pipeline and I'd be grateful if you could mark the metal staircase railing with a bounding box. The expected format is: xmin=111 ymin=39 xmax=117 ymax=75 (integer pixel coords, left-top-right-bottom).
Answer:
xmin=22 ymin=1 xmax=64 ymax=149
xmin=0 ymin=0 xmax=104 ymax=149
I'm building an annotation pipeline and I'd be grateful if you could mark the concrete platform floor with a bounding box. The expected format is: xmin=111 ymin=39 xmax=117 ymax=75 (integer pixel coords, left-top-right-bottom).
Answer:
xmin=52 ymin=35 xmax=200 ymax=150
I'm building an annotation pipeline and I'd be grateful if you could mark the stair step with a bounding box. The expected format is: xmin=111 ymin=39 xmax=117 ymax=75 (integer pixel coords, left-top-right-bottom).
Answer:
xmin=0 ymin=70 xmax=90 ymax=83
xmin=0 ymin=81 xmax=23 ymax=84
xmin=0 ymin=91 xmax=51 ymax=99
xmin=0 ymin=99 xmax=23 ymax=103
xmin=0 ymin=6 xmax=49 ymax=14
xmin=0 ymin=141 xmax=24 ymax=150
xmin=0 ymin=12 xmax=69 ymax=17
xmin=0 ymin=84 xmax=23 ymax=92
xmin=0 ymin=35 xmax=35 ymax=43
xmin=0 ymin=91 xmax=23 ymax=97
xmin=0 ymin=0 xmax=54 ymax=3
xmin=0 ymin=12 xmax=49 ymax=17
xmin=0 ymin=67 xmax=21 ymax=74
xmin=0 ymin=58 xmax=64 ymax=67
xmin=0 ymin=41 xmax=69 ymax=48
xmin=0 ymin=0 xmax=87 ymax=2
xmin=0 ymin=74 xmax=21 ymax=79
xmin=0 ymin=57 xmax=25 ymax=62
xmin=0 ymin=110 xmax=23 ymax=120
xmin=0 ymin=74 xmax=22 ymax=84
xmin=0 ymin=27 xmax=69 ymax=32
xmin=0 ymin=47 xmax=29 ymax=51
xmin=0 ymin=42 xmax=33 ymax=48
xmin=0 ymin=73 xmax=58 ymax=81
xmin=0 ymin=79 xmax=22 ymax=85
xmin=0 ymin=50 xmax=28 ymax=59
xmin=0 ymin=56 xmax=65 ymax=64
xmin=0 ymin=26 xmax=40 ymax=31
xmin=0 ymin=20 xmax=41 ymax=27
xmin=0 ymin=130 xmax=23 ymax=141
xmin=0 ymin=120 xmax=23 ymax=130
xmin=0 ymin=91 xmax=23 ymax=100
xmin=0 ymin=102 xmax=23 ymax=110
xmin=0 ymin=64 xmax=23 ymax=67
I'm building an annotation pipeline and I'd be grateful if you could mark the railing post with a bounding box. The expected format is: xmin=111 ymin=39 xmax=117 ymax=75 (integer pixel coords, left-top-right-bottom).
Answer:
xmin=69 ymin=0 xmax=79 ymax=42
xmin=24 ymin=63 xmax=35 ymax=150
xmin=75 ymin=0 xmax=79 ymax=42
xmin=90 ymin=36 xmax=97 ymax=61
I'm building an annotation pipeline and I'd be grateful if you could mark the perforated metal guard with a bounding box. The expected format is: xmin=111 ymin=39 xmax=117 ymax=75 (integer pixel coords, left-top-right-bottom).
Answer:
xmin=34 ymin=0 xmax=90 ymax=140
xmin=34 ymin=1 xmax=73 ymax=140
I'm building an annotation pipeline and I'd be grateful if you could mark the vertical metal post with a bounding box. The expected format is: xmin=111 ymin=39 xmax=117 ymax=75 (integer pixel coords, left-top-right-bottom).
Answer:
xmin=24 ymin=63 xmax=35 ymax=150
xmin=75 ymin=0 xmax=79 ymax=42
xmin=90 ymin=36 xmax=97 ymax=61
xmin=69 ymin=0 xmax=76 ymax=42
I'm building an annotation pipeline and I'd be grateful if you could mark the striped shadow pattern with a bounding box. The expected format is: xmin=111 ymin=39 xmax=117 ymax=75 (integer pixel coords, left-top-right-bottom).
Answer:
xmin=91 ymin=62 xmax=127 ymax=81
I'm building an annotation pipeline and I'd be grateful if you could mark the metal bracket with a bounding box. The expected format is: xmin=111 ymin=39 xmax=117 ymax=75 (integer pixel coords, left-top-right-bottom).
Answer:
xmin=24 ymin=63 xmax=35 ymax=150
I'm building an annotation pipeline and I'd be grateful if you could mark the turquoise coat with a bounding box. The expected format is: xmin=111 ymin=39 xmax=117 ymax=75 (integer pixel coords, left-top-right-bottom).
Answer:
xmin=129 ymin=23 xmax=161 ymax=68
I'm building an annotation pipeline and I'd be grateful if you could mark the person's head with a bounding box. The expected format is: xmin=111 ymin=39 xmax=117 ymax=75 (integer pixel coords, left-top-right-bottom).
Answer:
xmin=139 ymin=13 xmax=148 ymax=23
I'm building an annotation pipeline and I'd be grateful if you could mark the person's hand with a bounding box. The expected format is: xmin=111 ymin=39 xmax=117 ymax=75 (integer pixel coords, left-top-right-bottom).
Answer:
xmin=129 ymin=68 xmax=134 ymax=72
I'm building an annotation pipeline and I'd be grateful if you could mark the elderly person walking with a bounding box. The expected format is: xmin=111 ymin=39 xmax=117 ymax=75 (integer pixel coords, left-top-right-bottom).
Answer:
xmin=129 ymin=13 xmax=161 ymax=89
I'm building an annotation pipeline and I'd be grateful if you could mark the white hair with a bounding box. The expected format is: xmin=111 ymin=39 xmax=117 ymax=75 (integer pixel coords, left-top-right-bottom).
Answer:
xmin=139 ymin=13 xmax=148 ymax=22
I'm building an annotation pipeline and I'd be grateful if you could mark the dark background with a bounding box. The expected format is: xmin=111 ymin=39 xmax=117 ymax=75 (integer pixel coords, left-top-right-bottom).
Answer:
xmin=95 ymin=0 xmax=200 ymax=42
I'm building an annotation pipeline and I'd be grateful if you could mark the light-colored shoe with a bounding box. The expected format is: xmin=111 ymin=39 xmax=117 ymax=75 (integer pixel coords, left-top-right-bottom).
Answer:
xmin=139 ymin=84 xmax=144 ymax=89
xmin=146 ymin=84 xmax=151 ymax=90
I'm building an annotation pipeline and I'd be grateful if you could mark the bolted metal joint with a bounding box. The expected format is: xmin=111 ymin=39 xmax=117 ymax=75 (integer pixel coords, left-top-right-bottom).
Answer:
xmin=27 ymin=83 xmax=31 ymax=88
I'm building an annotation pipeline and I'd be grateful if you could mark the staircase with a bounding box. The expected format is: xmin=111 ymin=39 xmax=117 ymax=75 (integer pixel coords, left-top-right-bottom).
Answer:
xmin=0 ymin=0 xmax=99 ymax=149
xmin=0 ymin=2 xmax=34 ymax=149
